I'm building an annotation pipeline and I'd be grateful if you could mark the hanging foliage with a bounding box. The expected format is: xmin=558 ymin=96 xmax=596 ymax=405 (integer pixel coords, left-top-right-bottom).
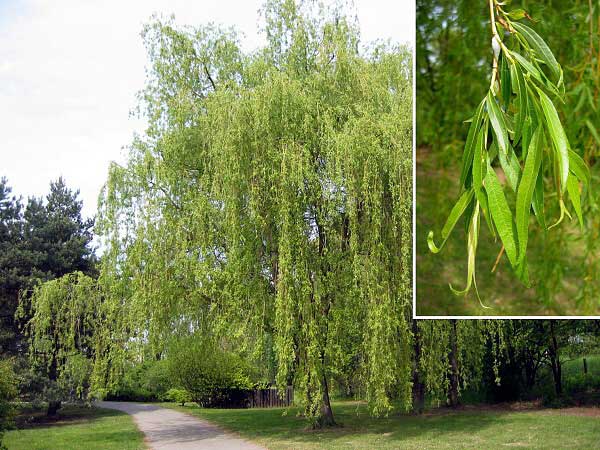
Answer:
xmin=413 ymin=319 xmax=506 ymax=409
xmin=18 ymin=272 xmax=101 ymax=415
xmin=427 ymin=0 xmax=591 ymax=304
xmin=94 ymin=0 xmax=412 ymax=427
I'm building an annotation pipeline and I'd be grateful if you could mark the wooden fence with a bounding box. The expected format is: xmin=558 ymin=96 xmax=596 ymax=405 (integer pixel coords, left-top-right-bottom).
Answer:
xmin=248 ymin=386 xmax=293 ymax=408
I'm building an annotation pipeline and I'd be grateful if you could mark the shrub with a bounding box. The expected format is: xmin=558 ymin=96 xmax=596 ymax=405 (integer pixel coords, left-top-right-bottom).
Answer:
xmin=106 ymin=359 xmax=171 ymax=402
xmin=564 ymin=373 xmax=600 ymax=395
xmin=165 ymin=388 xmax=192 ymax=406
xmin=167 ymin=336 xmax=254 ymax=408
xmin=0 ymin=360 xmax=17 ymax=450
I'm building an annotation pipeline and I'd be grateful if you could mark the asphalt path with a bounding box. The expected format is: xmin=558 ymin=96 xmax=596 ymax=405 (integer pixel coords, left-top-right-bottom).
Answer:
xmin=98 ymin=401 xmax=265 ymax=450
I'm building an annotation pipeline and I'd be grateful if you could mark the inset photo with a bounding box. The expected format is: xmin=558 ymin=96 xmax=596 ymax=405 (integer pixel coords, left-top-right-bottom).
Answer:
xmin=416 ymin=1 xmax=598 ymax=316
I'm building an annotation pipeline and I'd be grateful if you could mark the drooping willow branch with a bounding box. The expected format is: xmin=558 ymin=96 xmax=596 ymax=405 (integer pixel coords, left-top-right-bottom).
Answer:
xmin=428 ymin=0 xmax=590 ymax=304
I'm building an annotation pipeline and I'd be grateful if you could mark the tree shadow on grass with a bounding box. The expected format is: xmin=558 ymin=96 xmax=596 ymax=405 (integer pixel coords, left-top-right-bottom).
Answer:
xmin=14 ymin=404 xmax=127 ymax=430
xmin=173 ymin=401 xmax=514 ymax=447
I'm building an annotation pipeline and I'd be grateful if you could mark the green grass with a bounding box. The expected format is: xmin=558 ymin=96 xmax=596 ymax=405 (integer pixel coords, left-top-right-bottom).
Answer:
xmin=562 ymin=355 xmax=600 ymax=376
xmin=162 ymin=400 xmax=600 ymax=449
xmin=4 ymin=405 xmax=145 ymax=450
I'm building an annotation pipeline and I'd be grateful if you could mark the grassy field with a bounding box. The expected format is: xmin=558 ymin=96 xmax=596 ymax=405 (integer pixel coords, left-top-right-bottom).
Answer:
xmin=163 ymin=400 xmax=600 ymax=449
xmin=416 ymin=145 xmax=592 ymax=316
xmin=564 ymin=355 xmax=600 ymax=374
xmin=3 ymin=405 xmax=145 ymax=450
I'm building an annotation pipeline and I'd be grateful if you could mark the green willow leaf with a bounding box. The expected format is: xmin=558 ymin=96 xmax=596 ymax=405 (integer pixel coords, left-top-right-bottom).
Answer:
xmin=472 ymin=126 xmax=486 ymax=191
xmin=538 ymin=88 xmax=569 ymax=192
xmin=521 ymin=116 xmax=532 ymax=159
xmin=428 ymin=189 xmax=474 ymax=253
xmin=501 ymin=54 xmax=511 ymax=107
xmin=568 ymin=149 xmax=590 ymax=190
xmin=515 ymin=254 xmax=531 ymax=287
xmin=459 ymin=100 xmax=486 ymax=188
xmin=532 ymin=164 xmax=546 ymax=230
xmin=567 ymin=173 xmax=584 ymax=230
xmin=511 ymin=62 xmax=527 ymax=145
xmin=486 ymin=92 xmax=509 ymax=157
xmin=484 ymin=162 xmax=517 ymax=268
xmin=516 ymin=127 xmax=541 ymax=265
xmin=512 ymin=22 xmax=560 ymax=80
xmin=450 ymin=202 xmax=479 ymax=296
xmin=475 ymin=188 xmax=495 ymax=239
xmin=512 ymin=51 xmax=542 ymax=82
xmin=488 ymin=141 xmax=498 ymax=163
xmin=498 ymin=143 xmax=521 ymax=192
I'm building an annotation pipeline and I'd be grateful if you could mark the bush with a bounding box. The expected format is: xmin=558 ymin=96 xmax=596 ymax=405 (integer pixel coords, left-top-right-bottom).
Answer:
xmin=106 ymin=359 xmax=171 ymax=402
xmin=0 ymin=360 xmax=17 ymax=450
xmin=542 ymin=395 xmax=577 ymax=409
xmin=564 ymin=373 xmax=600 ymax=392
xmin=167 ymin=336 xmax=254 ymax=408
xmin=165 ymin=388 xmax=192 ymax=406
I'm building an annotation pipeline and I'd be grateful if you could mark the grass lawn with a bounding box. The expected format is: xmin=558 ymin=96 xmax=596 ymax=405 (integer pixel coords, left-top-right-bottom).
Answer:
xmin=3 ymin=405 xmax=145 ymax=450
xmin=163 ymin=400 xmax=600 ymax=449
xmin=563 ymin=355 xmax=600 ymax=376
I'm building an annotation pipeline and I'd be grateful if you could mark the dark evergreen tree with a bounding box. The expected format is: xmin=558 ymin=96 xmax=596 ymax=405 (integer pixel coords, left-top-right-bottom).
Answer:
xmin=0 ymin=177 xmax=96 ymax=358
xmin=0 ymin=178 xmax=24 ymax=356
xmin=22 ymin=177 xmax=96 ymax=283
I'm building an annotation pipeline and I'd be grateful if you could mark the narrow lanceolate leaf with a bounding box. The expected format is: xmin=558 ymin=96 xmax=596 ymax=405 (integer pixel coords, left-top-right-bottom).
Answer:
xmin=511 ymin=62 xmax=527 ymax=144
xmin=459 ymin=100 xmax=485 ymax=188
xmin=512 ymin=22 xmax=560 ymax=80
xmin=498 ymin=143 xmax=521 ymax=192
xmin=475 ymin=187 xmax=495 ymax=239
xmin=568 ymin=149 xmax=591 ymax=190
xmin=532 ymin=165 xmax=546 ymax=230
xmin=428 ymin=189 xmax=474 ymax=253
xmin=567 ymin=174 xmax=584 ymax=230
xmin=538 ymin=88 xmax=569 ymax=192
xmin=512 ymin=51 xmax=542 ymax=82
xmin=516 ymin=127 xmax=541 ymax=265
xmin=472 ymin=125 xmax=496 ymax=236
xmin=484 ymin=163 xmax=517 ymax=268
xmin=472 ymin=126 xmax=486 ymax=191
xmin=486 ymin=92 xmax=509 ymax=157
xmin=450 ymin=202 xmax=479 ymax=296
xmin=500 ymin=54 xmax=511 ymax=107
xmin=521 ymin=116 xmax=532 ymax=159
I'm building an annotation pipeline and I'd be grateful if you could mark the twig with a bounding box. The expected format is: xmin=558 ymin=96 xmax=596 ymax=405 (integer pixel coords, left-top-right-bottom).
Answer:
xmin=491 ymin=245 xmax=505 ymax=273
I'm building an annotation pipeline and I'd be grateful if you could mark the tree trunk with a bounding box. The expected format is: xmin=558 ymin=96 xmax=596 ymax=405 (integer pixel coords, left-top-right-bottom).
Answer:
xmin=47 ymin=400 xmax=61 ymax=416
xmin=412 ymin=319 xmax=425 ymax=414
xmin=548 ymin=320 xmax=562 ymax=397
xmin=583 ymin=357 xmax=588 ymax=375
xmin=448 ymin=319 xmax=460 ymax=408
xmin=47 ymin=341 xmax=61 ymax=416
xmin=317 ymin=371 xmax=336 ymax=428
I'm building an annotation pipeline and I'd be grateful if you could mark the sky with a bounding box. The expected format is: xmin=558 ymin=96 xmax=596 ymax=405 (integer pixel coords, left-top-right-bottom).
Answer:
xmin=0 ymin=0 xmax=415 ymax=218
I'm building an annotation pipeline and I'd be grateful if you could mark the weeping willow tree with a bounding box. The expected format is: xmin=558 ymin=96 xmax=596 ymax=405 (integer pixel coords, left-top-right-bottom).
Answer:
xmin=427 ymin=0 xmax=590 ymax=306
xmin=411 ymin=319 xmax=506 ymax=413
xmin=18 ymin=272 xmax=100 ymax=416
xmin=95 ymin=0 xmax=412 ymax=427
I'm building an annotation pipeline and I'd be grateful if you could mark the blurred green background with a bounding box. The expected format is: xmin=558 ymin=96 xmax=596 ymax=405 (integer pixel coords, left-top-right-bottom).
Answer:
xmin=416 ymin=0 xmax=600 ymax=315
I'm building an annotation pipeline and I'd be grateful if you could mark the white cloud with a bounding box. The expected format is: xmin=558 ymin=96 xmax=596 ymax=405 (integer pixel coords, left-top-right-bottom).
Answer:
xmin=0 ymin=0 xmax=414 ymax=218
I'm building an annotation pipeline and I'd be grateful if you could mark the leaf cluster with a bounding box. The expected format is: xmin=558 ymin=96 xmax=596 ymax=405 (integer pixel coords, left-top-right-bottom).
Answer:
xmin=428 ymin=2 xmax=590 ymax=302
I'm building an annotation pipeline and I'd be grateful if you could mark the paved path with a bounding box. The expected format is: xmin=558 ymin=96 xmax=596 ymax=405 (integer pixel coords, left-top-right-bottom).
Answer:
xmin=98 ymin=401 xmax=265 ymax=450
